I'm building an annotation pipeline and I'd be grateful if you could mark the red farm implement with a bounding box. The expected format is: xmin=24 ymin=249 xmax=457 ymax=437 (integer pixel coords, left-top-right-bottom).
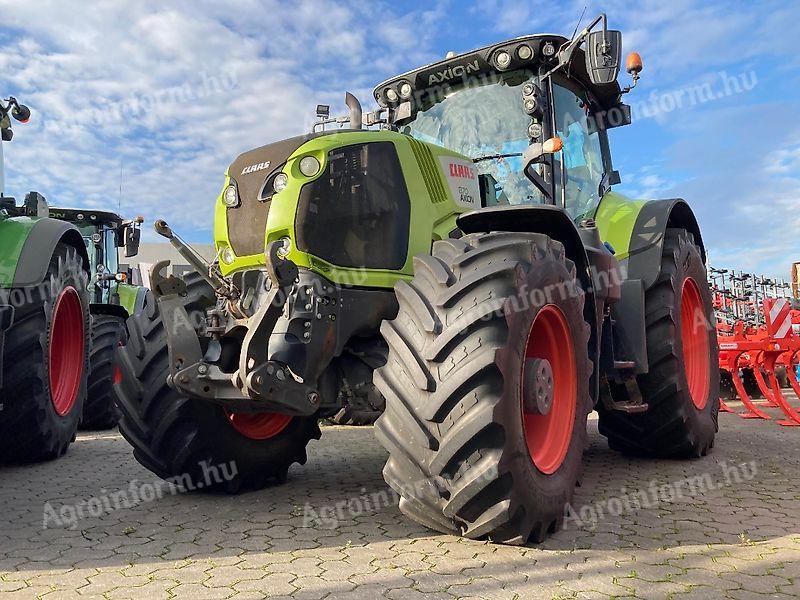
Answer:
xmin=710 ymin=268 xmax=800 ymax=426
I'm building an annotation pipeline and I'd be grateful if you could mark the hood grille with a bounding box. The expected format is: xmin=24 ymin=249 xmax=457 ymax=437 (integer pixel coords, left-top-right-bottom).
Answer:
xmin=408 ymin=138 xmax=448 ymax=204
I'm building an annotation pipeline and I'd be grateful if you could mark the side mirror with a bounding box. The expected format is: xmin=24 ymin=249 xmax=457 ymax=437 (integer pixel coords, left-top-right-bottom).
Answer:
xmin=11 ymin=104 xmax=30 ymax=123
xmin=124 ymin=225 xmax=141 ymax=258
xmin=585 ymin=29 xmax=622 ymax=85
xmin=523 ymin=137 xmax=563 ymax=168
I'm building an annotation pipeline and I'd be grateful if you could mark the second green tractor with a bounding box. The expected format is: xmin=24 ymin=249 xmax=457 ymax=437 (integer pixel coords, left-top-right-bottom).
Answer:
xmin=48 ymin=207 xmax=145 ymax=429
xmin=116 ymin=14 xmax=719 ymax=544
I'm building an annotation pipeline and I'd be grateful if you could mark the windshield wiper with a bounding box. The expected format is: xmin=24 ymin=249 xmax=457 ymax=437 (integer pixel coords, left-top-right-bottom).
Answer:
xmin=472 ymin=152 xmax=523 ymax=163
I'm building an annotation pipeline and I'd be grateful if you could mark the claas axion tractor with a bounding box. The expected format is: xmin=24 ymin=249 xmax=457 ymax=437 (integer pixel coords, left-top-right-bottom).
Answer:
xmin=116 ymin=14 xmax=718 ymax=544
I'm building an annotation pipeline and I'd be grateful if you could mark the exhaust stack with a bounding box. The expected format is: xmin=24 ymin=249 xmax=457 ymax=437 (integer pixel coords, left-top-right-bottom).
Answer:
xmin=345 ymin=92 xmax=362 ymax=130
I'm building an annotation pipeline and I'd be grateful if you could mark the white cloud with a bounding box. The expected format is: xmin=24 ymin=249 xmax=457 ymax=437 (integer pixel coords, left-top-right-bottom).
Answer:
xmin=0 ymin=0 xmax=447 ymax=242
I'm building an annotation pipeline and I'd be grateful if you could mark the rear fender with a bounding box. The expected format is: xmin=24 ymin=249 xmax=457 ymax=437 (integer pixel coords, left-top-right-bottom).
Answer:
xmin=2 ymin=217 xmax=90 ymax=288
xmin=609 ymin=198 xmax=706 ymax=290
xmin=90 ymin=303 xmax=129 ymax=320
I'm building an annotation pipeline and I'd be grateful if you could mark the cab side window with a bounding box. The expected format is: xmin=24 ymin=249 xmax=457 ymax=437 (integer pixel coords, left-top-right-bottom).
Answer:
xmin=552 ymin=83 xmax=605 ymax=222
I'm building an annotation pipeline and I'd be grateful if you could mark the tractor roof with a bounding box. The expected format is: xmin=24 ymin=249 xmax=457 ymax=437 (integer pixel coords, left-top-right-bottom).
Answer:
xmin=373 ymin=33 xmax=623 ymax=111
xmin=48 ymin=207 xmax=123 ymax=228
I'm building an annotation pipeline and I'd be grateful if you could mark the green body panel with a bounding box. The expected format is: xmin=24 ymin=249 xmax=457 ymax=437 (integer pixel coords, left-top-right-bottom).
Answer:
xmin=0 ymin=216 xmax=40 ymax=288
xmin=593 ymin=191 xmax=648 ymax=260
xmin=213 ymin=130 xmax=469 ymax=289
xmin=115 ymin=282 xmax=140 ymax=315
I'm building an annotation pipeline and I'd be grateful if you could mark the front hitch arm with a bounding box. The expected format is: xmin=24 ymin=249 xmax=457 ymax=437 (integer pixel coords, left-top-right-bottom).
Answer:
xmin=149 ymin=242 xmax=321 ymax=417
xmin=150 ymin=260 xmax=204 ymax=379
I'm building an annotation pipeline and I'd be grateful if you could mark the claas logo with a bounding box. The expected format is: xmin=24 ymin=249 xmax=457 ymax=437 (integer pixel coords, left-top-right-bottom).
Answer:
xmin=449 ymin=163 xmax=475 ymax=179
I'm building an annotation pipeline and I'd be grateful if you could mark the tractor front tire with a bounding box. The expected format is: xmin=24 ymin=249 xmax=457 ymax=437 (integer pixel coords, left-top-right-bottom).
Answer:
xmin=80 ymin=314 xmax=125 ymax=430
xmin=374 ymin=233 xmax=592 ymax=544
xmin=598 ymin=228 xmax=718 ymax=458
xmin=0 ymin=243 xmax=90 ymax=462
xmin=114 ymin=274 xmax=321 ymax=492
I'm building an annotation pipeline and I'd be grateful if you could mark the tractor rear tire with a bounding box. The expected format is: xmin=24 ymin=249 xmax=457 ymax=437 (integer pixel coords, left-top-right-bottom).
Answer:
xmin=374 ymin=232 xmax=592 ymax=544
xmin=775 ymin=365 xmax=789 ymax=389
xmin=598 ymin=228 xmax=718 ymax=458
xmin=114 ymin=273 xmax=321 ymax=492
xmin=0 ymin=243 xmax=90 ymax=462
xmin=80 ymin=314 xmax=125 ymax=430
xmin=741 ymin=368 xmax=763 ymax=399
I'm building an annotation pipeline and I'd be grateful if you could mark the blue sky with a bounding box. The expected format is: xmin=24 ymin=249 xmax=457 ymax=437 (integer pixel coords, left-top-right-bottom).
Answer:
xmin=0 ymin=0 xmax=798 ymax=278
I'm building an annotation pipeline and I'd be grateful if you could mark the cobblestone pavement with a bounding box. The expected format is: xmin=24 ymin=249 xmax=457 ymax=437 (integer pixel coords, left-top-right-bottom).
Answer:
xmin=2 ymin=398 xmax=799 ymax=599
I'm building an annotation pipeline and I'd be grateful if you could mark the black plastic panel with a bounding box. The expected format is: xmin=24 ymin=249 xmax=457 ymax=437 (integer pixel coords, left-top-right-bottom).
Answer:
xmin=296 ymin=142 xmax=410 ymax=270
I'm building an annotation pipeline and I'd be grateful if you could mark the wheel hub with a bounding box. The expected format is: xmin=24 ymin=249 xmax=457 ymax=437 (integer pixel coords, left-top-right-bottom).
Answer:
xmin=49 ymin=286 xmax=85 ymax=417
xmin=521 ymin=305 xmax=577 ymax=475
xmin=226 ymin=411 xmax=292 ymax=440
xmin=680 ymin=277 xmax=711 ymax=409
xmin=523 ymin=358 xmax=554 ymax=415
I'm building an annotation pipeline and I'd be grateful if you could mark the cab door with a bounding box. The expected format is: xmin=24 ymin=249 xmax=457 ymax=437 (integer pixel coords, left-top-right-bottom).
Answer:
xmin=550 ymin=77 xmax=610 ymax=223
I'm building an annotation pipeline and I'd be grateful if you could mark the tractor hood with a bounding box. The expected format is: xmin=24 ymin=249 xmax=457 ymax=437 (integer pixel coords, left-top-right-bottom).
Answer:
xmin=225 ymin=130 xmax=369 ymax=259
xmin=225 ymin=135 xmax=316 ymax=258
xmin=229 ymin=135 xmax=314 ymax=203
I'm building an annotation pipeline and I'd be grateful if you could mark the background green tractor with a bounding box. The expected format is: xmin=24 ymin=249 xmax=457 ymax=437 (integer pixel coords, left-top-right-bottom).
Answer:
xmin=0 ymin=96 xmax=92 ymax=462
xmin=47 ymin=207 xmax=145 ymax=429
xmin=115 ymin=14 xmax=718 ymax=544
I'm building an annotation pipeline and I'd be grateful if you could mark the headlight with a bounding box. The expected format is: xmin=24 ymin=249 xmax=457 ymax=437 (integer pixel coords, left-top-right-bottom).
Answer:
xmin=494 ymin=50 xmax=512 ymax=70
xmin=299 ymin=156 xmax=320 ymax=177
xmin=223 ymin=184 xmax=239 ymax=207
xmin=220 ymin=246 xmax=236 ymax=264
xmin=385 ymin=87 xmax=399 ymax=103
xmin=399 ymin=82 xmax=412 ymax=99
xmin=273 ymin=173 xmax=289 ymax=193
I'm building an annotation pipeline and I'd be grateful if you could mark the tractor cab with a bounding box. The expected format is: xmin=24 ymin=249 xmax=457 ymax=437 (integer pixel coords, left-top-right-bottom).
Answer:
xmin=374 ymin=15 xmax=640 ymax=225
xmin=47 ymin=207 xmax=143 ymax=305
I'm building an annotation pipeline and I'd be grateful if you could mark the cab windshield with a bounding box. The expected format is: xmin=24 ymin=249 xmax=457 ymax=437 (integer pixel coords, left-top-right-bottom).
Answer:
xmin=401 ymin=70 xmax=546 ymax=207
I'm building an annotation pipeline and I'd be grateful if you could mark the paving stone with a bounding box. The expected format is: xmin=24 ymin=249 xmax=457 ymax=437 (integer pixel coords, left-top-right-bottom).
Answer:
xmin=0 ymin=415 xmax=797 ymax=599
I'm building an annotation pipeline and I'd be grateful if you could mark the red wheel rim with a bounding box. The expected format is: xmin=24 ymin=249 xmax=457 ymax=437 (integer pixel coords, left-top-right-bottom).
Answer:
xmin=227 ymin=411 xmax=292 ymax=440
xmin=681 ymin=277 xmax=710 ymax=409
xmin=521 ymin=305 xmax=577 ymax=475
xmin=49 ymin=286 xmax=85 ymax=416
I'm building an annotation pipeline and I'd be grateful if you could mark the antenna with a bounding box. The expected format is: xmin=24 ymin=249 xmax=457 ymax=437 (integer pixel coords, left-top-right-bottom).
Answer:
xmin=571 ymin=4 xmax=588 ymax=41
xmin=118 ymin=160 xmax=123 ymax=214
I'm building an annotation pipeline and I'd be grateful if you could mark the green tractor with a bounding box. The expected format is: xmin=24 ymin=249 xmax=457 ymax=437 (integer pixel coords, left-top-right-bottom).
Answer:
xmin=115 ymin=14 xmax=718 ymax=543
xmin=0 ymin=96 xmax=92 ymax=462
xmin=47 ymin=207 xmax=145 ymax=429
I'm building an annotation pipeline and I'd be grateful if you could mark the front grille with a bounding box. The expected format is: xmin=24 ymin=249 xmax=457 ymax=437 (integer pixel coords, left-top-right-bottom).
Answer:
xmin=408 ymin=137 xmax=448 ymax=204
xmin=227 ymin=192 xmax=270 ymax=257
xmin=295 ymin=142 xmax=410 ymax=270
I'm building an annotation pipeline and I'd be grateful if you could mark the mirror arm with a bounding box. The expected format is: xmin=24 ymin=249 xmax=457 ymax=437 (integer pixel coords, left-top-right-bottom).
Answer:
xmin=523 ymin=163 xmax=553 ymax=201
xmin=542 ymin=13 xmax=607 ymax=80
